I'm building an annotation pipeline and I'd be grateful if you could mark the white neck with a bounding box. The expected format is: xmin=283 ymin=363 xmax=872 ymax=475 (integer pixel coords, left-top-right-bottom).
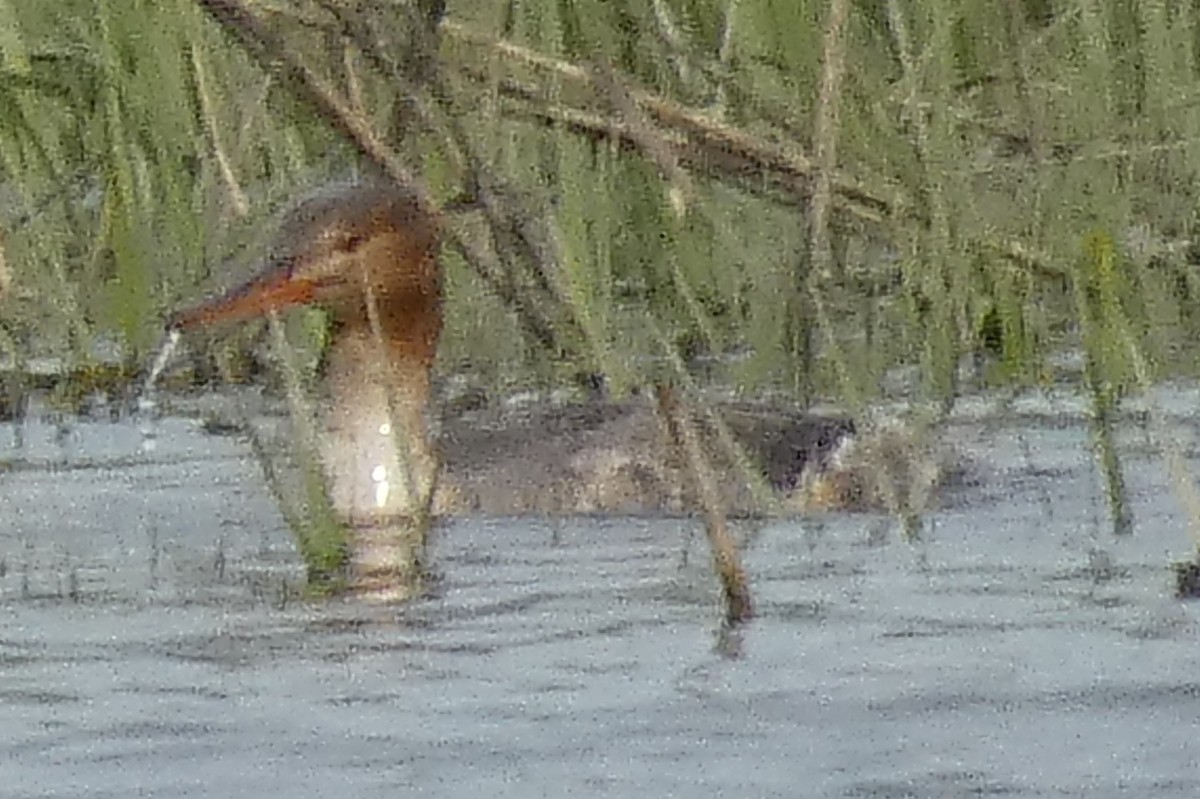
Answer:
xmin=318 ymin=327 xmax=437 ymax=524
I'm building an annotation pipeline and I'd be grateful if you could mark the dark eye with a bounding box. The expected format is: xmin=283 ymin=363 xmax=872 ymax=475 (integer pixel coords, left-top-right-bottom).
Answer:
xmin=342 ymin=234 xmax=366 ymax=252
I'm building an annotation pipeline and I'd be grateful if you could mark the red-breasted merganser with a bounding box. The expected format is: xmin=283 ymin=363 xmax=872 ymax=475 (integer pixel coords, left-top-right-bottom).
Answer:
xmin=168 ymin=180 xmax=951 ymax=524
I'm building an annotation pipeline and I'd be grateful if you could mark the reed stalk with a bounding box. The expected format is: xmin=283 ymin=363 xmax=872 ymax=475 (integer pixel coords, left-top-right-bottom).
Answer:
xmin=264 ymin=312 xmax=349 ymax=590
xmin=1070 ymin=232 xmax=1133 ymax=537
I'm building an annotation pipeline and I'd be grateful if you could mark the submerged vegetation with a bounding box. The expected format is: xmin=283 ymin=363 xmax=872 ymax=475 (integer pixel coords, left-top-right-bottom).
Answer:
xmin=5 ymin=0 xmax=1200 ymax=602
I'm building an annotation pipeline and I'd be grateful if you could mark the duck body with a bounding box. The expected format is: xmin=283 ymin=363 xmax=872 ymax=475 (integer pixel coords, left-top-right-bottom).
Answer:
xmin=436 ymin=397 xmax=905 ymax=517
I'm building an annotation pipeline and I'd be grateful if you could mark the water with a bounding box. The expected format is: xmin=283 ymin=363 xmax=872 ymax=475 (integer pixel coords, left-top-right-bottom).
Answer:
xmin=2 ymin=401 xmax=1200 ymax=797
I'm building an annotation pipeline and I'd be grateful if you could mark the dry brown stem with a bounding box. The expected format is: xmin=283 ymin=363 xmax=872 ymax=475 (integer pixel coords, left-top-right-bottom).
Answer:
xmin=654 ymin=383 xmax=753 ymax=625
xmin=194 ymin=0 xmax=436 ymax=216
xmin=442 ymin=21 xmax=1072 ymax=283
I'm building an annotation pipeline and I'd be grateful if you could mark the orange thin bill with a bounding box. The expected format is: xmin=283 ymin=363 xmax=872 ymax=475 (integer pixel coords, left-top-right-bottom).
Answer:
xmin=169 ymin=266 xmax=318 ymax=330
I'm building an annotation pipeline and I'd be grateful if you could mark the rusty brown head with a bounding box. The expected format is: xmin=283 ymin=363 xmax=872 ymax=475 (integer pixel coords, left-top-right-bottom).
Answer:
xmin=168 ymin=180 xmax=443 ymax=332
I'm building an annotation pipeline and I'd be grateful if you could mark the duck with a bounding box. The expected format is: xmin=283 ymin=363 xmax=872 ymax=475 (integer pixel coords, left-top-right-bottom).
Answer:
xmin=168 ymin=178 xmax=950 ymax=526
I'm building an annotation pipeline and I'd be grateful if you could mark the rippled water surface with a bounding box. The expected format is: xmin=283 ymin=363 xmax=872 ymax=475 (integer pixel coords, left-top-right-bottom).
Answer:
xmin=2 ymin=402 xmax=1199 ymax=798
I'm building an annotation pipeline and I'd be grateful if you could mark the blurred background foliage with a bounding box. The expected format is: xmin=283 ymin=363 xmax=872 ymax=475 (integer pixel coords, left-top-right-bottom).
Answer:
xmin=2 ymin=0 xmax=1200 ymax=413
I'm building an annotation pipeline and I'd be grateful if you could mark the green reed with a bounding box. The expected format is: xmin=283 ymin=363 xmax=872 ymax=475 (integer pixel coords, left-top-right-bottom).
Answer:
xmin=5 ymin=0 xmax=1200 ymax=558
